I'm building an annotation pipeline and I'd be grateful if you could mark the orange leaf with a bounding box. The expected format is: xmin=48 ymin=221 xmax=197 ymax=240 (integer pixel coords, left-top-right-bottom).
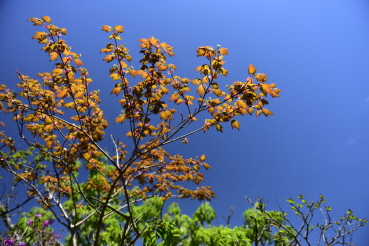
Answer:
xmin=262 ymin=108 xmax=273 ymax=117
xmin=255 ymin=73 xmax=268 ymax=82
xmin=103 ymin=55 xmax=114 ymax=63
xmin=247 ymin=107 xmax=254 ymax=115
xmin=115 ymin=115 xmax=126 ymax=123
xmin=114 ymin=25 xmax=124 ymax=33
xmin=41 ymin=16 xmax=52 ymax=23
xmin=248 ymin=64 xmax=257 ymax=75
xmin=200 ymin=155 xmax=206 ymax=161
xmin=170 ymin=93 xmax=179 ymax=102
xmin=28 ymin=17 xmax=43 ymax=26
xmin=192 ymin=79 xmax=200 ymax=85
xmin=101 ymin=25 xmax=112 ymax=32
xmin=60 ymin=28 xmax=67 ymax=35
xmin=51 ymin=68 xmax=63 ymax=76
xmin=49 ymin=52 xmax=58 ymax=61
xmin=110 ymin=73 xmax=121 ymax=81
xmin=120 ymin=60 xmax=128 ymax=68
xmin=236 ymin=100 xmax=247 ymax=109
xmin=197 ymin=85 xmax=205 ymax=96
xmin=74 ymin=59 xmax=83 ymax=66
xmin=260 ymin=84 xmax=273 ymax=96
xmin=231 ymin=120 xmax=240 ymax=130
xmin=32 ymin=32 xmax=47 ymax=40
xmin=111 ymin=87 xmax=122 ymax=96
xmin=100 ymin=48 xmax=112 ymax=54
xmin=219 ymin=47 xmax=229 ymax=55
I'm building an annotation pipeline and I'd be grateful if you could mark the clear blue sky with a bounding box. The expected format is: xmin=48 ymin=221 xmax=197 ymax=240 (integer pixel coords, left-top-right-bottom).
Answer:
xmin=1 ymin=0 xmax=369 ymax=244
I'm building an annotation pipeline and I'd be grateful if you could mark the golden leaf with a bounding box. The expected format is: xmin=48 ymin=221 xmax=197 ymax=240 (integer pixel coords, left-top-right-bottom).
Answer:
xmin=200 ymin=155 xmax=206 ymax=161
xmin=219 ymin=47 xmax=229 ymax=55
xmin=231 ymin=120 xmax=240 ymax=130
xmin=256 ymin=110 xmax=261 ymax=117
xmin=57 ymin=90 xmax=67 ymax=98
xmin=101 ymin=25 xmax=112 ymax=32
xmin=236 ymin=100 xmax=247 ymax=109
xmin=248 ymin=64 xmax=257 ymax=75
xmin=220 ymin=68 xmax=229 ymax=76
xmin=83 ymin=152 xmax=91 ymax=159
xmin=28 ymin=17 xmax=43 ymax=26
xmin=67 ymin=72 xmax=74 ymax=81
xmin=247 ymin=107 xmax=254 ymax=115
xmin=255 ymin=73 xmax=268 ymax=82
xmin=170 ymin=93 xmax=179 ymax=101
xmin=60 ymin=28 xmax=67 ymax=35
xmin=158 ymin=64 xmax=166 ymax=71
xmin=32 ymin=32 xmax=47 ymax=40
xmin=197 ymin=85 xmax=205 ymax=96
xmin=51 ymin=68 xmax=63 ymax=76
xmin=103 ymin=55 xmax=114 ymax=63
xmin=41 ymin=16 xmax=52 ymax=23
xmin=115 ymin=115 xmax=125 ymax=123
xmin=111 ymin=87 xmax=122 ymax=96
xmin=114 ymin=25 xmax=124 ymax=33
xmin=110 ymin=73 xmax=120 ymax=81
xmin=262 ymin=108 xmax=273 ymax=117
xmin=49 ymin=52 xmax=58 ymax=61
xmin=161 ymin=87 xmax=170 ymax=94
xmin=213 ymin=89 xmax=223 ymax=97
xmin=120 ymin=60 xmax=128 ymax=68
xmin=260 ymin=84 xmax=273 ymax=96
xmin=215 ymin=124 xmax=223 ymax=132
xmin=74 ymin=59 xmax=83 ymax=66
xmin=100 ymin=48 xmax=112 ymax=54
xmin=192 ymin=79 xmax=200 ymax=85
xmin=44 ymin=124 xmax=54 ymax=132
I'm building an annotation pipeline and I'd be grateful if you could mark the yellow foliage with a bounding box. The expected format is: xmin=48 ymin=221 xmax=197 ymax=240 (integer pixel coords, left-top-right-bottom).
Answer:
xmin=248 ymin=64 xmax=257 ymax=75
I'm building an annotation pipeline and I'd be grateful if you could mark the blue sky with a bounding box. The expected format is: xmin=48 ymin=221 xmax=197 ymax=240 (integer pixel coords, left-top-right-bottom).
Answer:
xmin=1 ymin=0 xmax=369 ymax=244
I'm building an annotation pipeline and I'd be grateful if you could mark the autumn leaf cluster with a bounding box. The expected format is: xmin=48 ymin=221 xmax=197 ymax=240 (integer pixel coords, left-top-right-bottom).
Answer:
xmin=0 ymin=16 xmax=281 ymax=245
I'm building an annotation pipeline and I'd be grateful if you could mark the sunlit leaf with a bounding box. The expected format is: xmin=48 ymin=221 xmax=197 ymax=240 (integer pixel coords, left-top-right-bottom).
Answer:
xmin=231 ymin=120 xmax=240 ymax=130
xmin=28 ymin=17 xmax=43 ymax=26
xmin=262 ymin=108 xmax=273 ymax=117
xmin=74 ymin=59 xmax=83 ymax=66
xmin=41 ymin=16 xmax=52 ymax=23
xmin=49 ymin=52 xmax=58 ymax=61
xmin=101 ymin=25 xmax=112 ymax=32
xmin=114 ymin=25 xmax=124 ymax=33
xmin=248 ymin=64 xmax=257 ymax=75
xmin=219 ymin=47 xmax=229 ymax=55
xmin=197 ymin=85 xmax=205 ymax=96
